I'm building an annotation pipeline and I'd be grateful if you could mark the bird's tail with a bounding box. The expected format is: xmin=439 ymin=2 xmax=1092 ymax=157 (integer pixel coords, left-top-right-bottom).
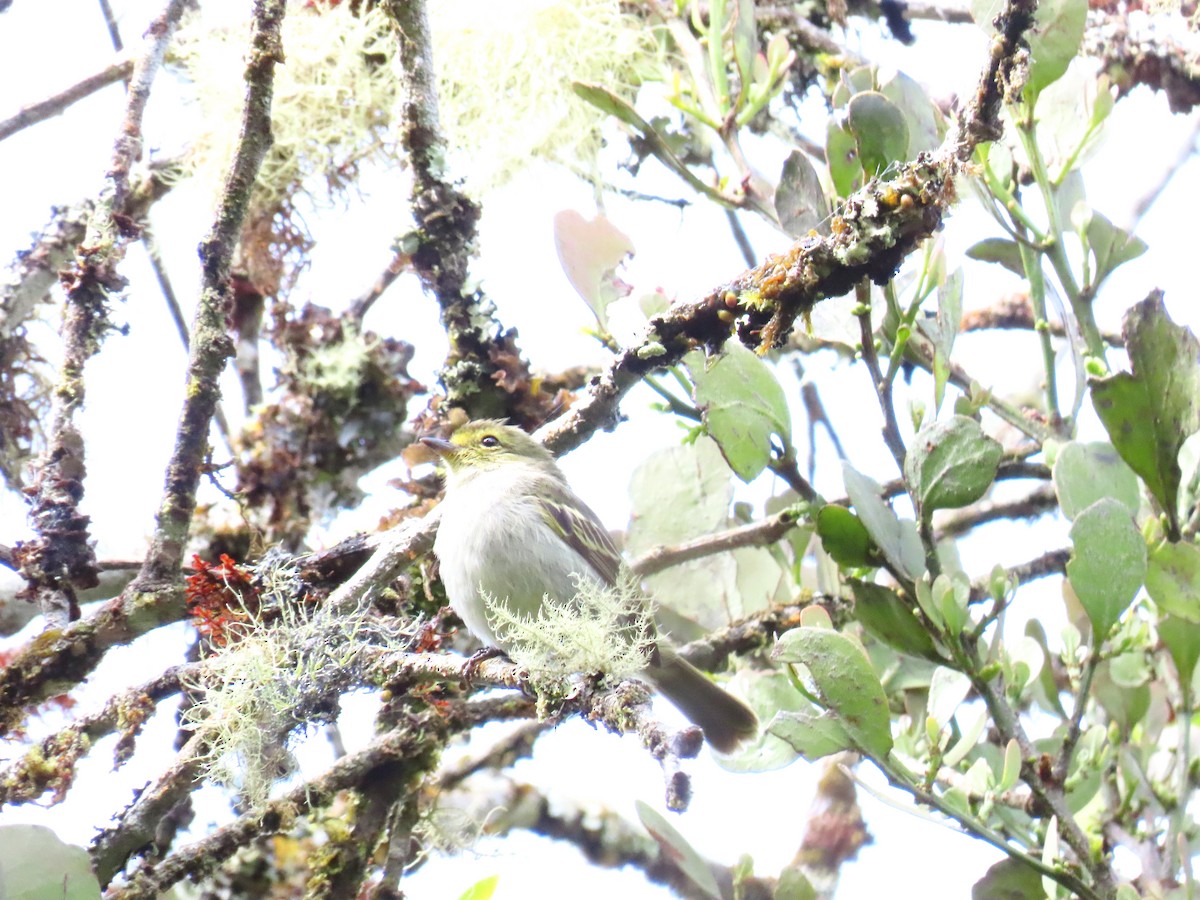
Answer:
xmin=646 ymin=645 xmax=758 ymax=753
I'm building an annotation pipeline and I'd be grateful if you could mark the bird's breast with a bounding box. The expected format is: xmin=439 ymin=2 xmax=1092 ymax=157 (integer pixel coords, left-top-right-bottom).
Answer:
xmin=434 ymin=470 xmax=602 ymax=651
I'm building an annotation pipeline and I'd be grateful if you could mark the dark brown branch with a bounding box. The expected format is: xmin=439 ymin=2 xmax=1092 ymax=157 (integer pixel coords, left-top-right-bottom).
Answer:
xmin=347 ymin=250 xmax=411 ymax=324
xmin=0 ymin=55 xmax=134 ymax=144
xmin=674 ymin=598 xmax=834 ymax=673
xmin=969 ymin=546 xmax=1071 ymax=606
xmin=20 ymin=0 xmax=190 ymax=628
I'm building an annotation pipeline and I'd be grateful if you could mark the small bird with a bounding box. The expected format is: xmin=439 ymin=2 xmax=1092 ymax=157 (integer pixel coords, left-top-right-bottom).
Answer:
xmin=421 ymin=419 xmax=758 ymax=753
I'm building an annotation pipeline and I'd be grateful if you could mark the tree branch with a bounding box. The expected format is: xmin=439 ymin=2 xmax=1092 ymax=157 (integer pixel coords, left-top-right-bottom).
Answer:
xmin=0 ymin=54 xmax=135 ymax=144
xmin=19 ymin=0 xmax=191 ymax=628
xmin=0 ymin=0 xmax=283 ymax=738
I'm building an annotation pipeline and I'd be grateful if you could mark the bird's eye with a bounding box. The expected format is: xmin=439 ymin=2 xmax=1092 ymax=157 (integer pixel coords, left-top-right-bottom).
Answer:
xmin=480 ymin=435 xmax=501 ymax=448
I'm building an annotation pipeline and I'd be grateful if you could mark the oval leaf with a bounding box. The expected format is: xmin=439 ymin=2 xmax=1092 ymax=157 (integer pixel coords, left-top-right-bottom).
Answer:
xmin=846 ymin=92 xmax=910 ymax=176
xmin=1090 ymin=293 xmax=1200 ymax=538
xmin=904 ymin=415 xmax=1003 ymax=515
xmin=1052 ymin=441 xmax=1140 ymax=521
xmin=1066 ymin=497 xmax=1147 ymax=639
xmin=776 ymin=149 xmax=830 ymax=238
xmin=1145 ymin=540 xmax=1200 ymax=623
xmin=767 ymin=709 xmax=854 ymax=760
xmin=690 ymin=343 xmax=792 ymax=483
xmin=851 ymin=579 xmax=943 ymax=661
xmin=772 ymin=627 xmax=893 ymax=758
xmin=817 ymin=506 xmax=873 ymax=568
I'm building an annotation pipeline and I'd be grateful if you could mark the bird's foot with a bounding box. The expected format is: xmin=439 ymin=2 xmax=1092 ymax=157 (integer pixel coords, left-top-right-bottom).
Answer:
xmin=462 ymin=645 xmax=506 ymax=686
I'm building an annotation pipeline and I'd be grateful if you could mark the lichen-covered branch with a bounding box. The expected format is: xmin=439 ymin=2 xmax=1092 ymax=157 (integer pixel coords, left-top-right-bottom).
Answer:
xmin=1085 ymin=11 xmax=1200 ymax=114
xmin=543 ymin=0 xmax=1032 ymax=456
xmin=0 ymin=0 xmax=285 ymax=737
xmin=381 ymin=0 xmax=532 ymax=421
xmin=18 ymin=0 xmax=191 ymax=628
xmin=0 ymin=665 xmax=186 ymax=807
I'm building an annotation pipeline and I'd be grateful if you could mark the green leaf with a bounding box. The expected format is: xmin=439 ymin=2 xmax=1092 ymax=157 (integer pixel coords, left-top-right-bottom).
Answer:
xmin=846 ymin=92 xmax=910 ymax=175
xmin=1090 ymin=293 xmax=1200 ymax=537
xmin=717 ymin=671 xmax=812 ymax=772
xmin=773 ymin=627 xmax=894 ymax=757
xmin=928 ymin=665 xmax=972 ymax=729
xmin=842 ymin=464 xmax=925 ymax=580
xmin=0 ymin=825 xmax=101 ymax=900
xmin=775 ymin=866 xmax=819 ymax=900
xmin=1145 ymin=540 xmax=1200 ymax=623
xmin=879 ymin=70 xmax=942 ymax=156
xmin=1026 ymin=0 xmax=1087 ymax=98
xmin=1160 ymin=614 xmax=1200 ymax=685
xmin=689 ymin=343 xmax=791 ymax=483
xmin=816 ymin=506 xmax=873 ymax=568
xmin=998 ymin=738 xmax=1023 ymax=793
xmin=767 ymin=708 xmax=854 ymax=759
xmin=553 ymin=210 xmax=634 ymax=330
xmin=458 ymin=875 xmax=500 ymax=900
xmin=826 ymin=120 xmax=862 ymax=197
xmin=1066 ymin=497 xmax=1147 ymax=640
xmin=930 ymin=269 xmax=964 ymax=410
xmin=636 ymin=801 xmax=721 ymax=899
xmin=966 ymin=237 xmax=1026 ymax=278
xmin=972 ymin=857 xmax=1047 ymax=900
xmin=1082 ymin=208 xmax=1148 ymax=292
xmin=627 ymin=437 xmax=736 ymax=629
xmin=904 ymin=416 xmax=1003 ymax=516
xmin=775 ymin=149 xmax=830 ymax=238
xmin=851 ymin=579 xmax=943 ymax=661
xmin=1092 ymin=659 xmax=1150 ymax=732
xmin=1052 ymin=441 xmax=1140 ymax=520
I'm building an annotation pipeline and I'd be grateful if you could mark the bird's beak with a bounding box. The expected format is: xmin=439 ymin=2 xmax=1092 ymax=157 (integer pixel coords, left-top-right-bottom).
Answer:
xmin=419 ymin=435 xmax=456 ymax=457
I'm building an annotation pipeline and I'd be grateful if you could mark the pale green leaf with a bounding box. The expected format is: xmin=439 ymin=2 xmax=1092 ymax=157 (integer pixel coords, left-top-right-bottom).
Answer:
xmin=773 ymin=627 xmax=893 ymax=757
xmin=776 ymin=149 xmax=830 ymax=238
xmin=1066 ymin=497 xmax=1147 ymax=639
xmin=636 ymin=801 xmax=721 ymax=899
xmin=1052 ymin=441 xmax=1140 ymax=520
xmin=846 ymin=92 xmax=910 ymax=175
xmin=690 ymin=343 xmax=792 ymax=483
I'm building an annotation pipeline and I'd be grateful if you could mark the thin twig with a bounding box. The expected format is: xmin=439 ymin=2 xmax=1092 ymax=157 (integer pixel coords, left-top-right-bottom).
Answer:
xmin=934 ymin=483 xmax=1058 ymax=539
xmin=97 ymin=0 xmax=125 ymax=52
xmin=0 ymin=55 xmax=135 ymax=143
xmin=856 ymin=282 xmax=908 ymax=472
xmin=630 ymin=505 xmax=804 ymax=576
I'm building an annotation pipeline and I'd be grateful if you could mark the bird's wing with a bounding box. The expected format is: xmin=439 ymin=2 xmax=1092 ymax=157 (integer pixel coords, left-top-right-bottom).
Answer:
xmin=533 ymin=478 xmax=623 ymax=586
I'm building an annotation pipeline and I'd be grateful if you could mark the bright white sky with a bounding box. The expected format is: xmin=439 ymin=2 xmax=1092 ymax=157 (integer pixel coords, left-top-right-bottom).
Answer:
xmin=0 ymin=1 xmax=1197 ymax=898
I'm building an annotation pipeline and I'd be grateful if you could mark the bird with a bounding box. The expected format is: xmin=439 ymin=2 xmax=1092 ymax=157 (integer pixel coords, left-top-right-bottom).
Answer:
xmin=420 ymin=419 xmax=758 ymax=753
